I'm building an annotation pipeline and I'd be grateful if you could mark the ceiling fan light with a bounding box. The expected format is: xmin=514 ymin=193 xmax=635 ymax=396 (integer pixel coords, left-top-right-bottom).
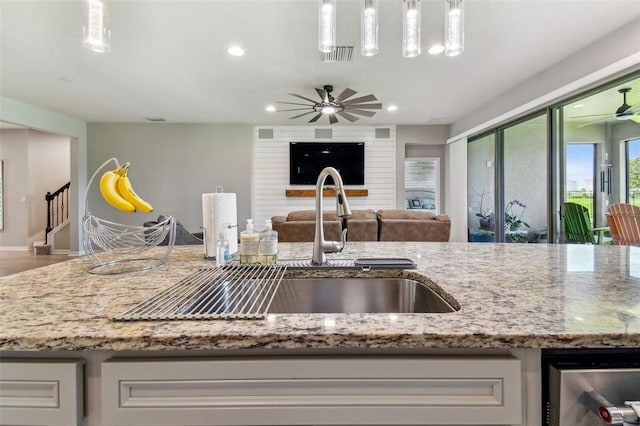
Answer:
xmin=318 ymin=0 xmax=336 ymax=53
xmin=82 ymin=0 xmax=110 ymax=53
xmin=321 ymin=105 xmax=338 ymax=114
xmin=444 ymin=0 xmax=464 ymax=57
xmin=361 ymin=0 xmax=379 ymax=57
xmin=402 ymin=0 xmax=421 ymax=58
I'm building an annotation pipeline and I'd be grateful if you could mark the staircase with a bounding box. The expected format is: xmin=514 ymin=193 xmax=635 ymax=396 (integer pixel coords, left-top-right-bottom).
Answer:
xmin=34 ymin=182 xmax=70 ymax=255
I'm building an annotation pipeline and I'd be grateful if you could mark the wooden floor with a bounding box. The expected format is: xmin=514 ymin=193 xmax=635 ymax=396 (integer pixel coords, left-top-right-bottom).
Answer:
xmin=0 ymin=250 xmax=74 ymax=277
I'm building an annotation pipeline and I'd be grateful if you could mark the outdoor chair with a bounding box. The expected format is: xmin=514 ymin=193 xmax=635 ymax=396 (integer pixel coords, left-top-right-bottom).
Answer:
xmin=563 ymin=202 xmax=608 ymax=244
xmin=606 ymin=203 xmax=640 ymax=246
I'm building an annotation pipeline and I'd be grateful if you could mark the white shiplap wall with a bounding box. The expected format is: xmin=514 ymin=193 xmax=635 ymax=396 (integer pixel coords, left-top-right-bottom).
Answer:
xmin=252 ymin=126 xmax=396 ymax=226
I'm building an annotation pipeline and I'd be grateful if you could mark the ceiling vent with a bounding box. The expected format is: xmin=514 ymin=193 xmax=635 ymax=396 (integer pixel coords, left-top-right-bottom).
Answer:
xmin=323 ymin=46 xmax=353 ymax=62
xmin=144 ymin=116 xmax=166 ymax=122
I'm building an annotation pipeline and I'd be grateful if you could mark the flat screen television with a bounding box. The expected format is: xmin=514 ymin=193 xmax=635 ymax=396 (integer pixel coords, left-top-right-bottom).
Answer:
xmin=289 ymin=142 xmax=365 ymax=185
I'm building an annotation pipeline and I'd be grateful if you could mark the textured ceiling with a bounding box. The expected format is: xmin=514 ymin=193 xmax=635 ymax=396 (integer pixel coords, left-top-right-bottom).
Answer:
xmin=1 ymin=0 xmax=639 ymax=126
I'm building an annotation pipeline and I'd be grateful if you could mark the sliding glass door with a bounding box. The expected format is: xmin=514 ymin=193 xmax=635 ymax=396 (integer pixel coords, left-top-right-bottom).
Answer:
xmin=502 ymin=113 xmax=548 ymax=243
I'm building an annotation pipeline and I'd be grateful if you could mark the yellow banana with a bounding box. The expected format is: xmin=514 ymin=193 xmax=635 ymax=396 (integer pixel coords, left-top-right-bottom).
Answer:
xmin=99 ymin=166 xmax=136 ymax=213
xmin=117 ymin=166 xmax=154 ymax=213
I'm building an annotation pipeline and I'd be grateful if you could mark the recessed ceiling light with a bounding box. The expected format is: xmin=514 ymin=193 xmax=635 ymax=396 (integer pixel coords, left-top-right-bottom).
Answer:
xmin=265 ymin=105 xmax=276 ymax=112
xmin=573 ymin=104 xmax=585 ymax=109
xmin=387 ymin=105 xmax=398 ymax=112
xmin=428 ymin=44 xmax=445 ymax=55
xmin=228 ymin=46 xmax=245 ymax=56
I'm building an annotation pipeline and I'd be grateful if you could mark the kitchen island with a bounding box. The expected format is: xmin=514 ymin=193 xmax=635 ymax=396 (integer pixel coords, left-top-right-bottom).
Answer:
xmin=1 ymin=242 xmax=639 ymax=426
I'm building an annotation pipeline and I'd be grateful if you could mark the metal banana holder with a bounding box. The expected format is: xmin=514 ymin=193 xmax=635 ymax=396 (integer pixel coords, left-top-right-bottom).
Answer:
xmin=82 ymin=157 xmax=176 ymax=275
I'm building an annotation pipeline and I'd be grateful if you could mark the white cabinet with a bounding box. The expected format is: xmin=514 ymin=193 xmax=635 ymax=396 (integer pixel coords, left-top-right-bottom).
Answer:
xmin=0 ymin=359 xmax=84 ymax=426
xmin=102 ymin=356 xmax=521 ymax=425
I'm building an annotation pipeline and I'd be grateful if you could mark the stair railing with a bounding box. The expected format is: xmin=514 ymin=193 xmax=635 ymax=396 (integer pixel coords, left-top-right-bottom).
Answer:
xmin=45 ymin=182 xmax=70 ymax=244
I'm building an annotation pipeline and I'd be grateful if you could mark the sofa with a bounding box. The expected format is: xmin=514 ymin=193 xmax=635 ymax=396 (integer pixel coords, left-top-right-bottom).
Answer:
xmin=271 ymin=210 xmax=342 ymax=242
xmin=376 ymin=209 xmax=450 ymax=242
xmin=271 ymin=209 xmax=450 ymax=242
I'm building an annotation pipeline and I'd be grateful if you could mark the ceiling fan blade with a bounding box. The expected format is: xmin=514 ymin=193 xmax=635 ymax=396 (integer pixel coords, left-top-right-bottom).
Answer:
xmin=289 ymin=111 xmax=317 ymax=119
xmin=344 ymin=103 xmax=383 ymax=110
xmin=308 ymin=112 xmax=323 ymax=123
xmin=570 ymin=113 xmax=612 ymax=119
xmin=315 ymin=87 xmax=329 ymax=103
xmin=289 ymin=93 xmax=320 ymax=104
xmin=344 ymin=109 xmax=377 ymax=117
xmin=277 ymin=101 xmax=315 ymax=107
xmin=337 ymin=111 xmax=359 ymax=122
xmin=329 ymin=114 xmax=339 ymax=124
xmin=342 ymin=94 xmax=377 ymax=104
xmin=334 ymin=88 xmax=357 ymax=103
xmin=576 ymin=115 xmax=614 ymax=128
xmin=279 ymin=108 xmax=315 ymax=112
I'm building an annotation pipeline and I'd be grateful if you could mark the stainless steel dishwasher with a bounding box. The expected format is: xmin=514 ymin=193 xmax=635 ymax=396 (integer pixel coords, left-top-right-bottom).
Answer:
xmin=543 ymin=349 xmax=640 ymax=425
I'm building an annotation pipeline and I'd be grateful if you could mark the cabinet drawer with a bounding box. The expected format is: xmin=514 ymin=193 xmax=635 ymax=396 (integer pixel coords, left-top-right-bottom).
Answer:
xmin=102 ymin=356 xmax=521 ymax=425
xmin=0 ymin=359 xmax=84 ymax=426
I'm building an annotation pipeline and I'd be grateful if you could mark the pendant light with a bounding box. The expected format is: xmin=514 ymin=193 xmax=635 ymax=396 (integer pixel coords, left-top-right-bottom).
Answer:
xmin=361 ymin=0 xmax=379 ymax=56
xmin=318 ymin=0 xmax=336 ymax=53
xmin=402 ymin=0 xmax=421 ymax=58
xmin=444 ymin=0 xmax=464 ymax=57
xmin=82 ymin=0 xmax=110 ymax=53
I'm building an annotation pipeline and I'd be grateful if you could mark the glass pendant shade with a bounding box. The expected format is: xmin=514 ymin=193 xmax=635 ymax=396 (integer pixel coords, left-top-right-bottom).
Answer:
xmin=361 ymin=0 xmax=379 ymax=56
xmin=444 ymin=0 xmax=464 ymax=57
xmin=318 ymin=0 xmax=336 ymax=53
xmin=83 ymin=0 xmax=110 ymax=53
xmin=402 ymin=0 xmax=421 ymax=58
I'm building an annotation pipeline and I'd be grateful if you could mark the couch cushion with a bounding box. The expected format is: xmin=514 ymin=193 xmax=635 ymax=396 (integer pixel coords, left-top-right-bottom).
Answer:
xmin=349 ymin=209 xmax=377 ymax=220
xmin=287 ymin=210 xmax=339 ymax=221
xmin=377 ymin=209 xmax=436 ymax=221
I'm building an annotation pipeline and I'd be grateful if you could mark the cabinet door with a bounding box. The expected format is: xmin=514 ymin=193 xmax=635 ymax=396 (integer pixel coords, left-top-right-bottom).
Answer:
xmin=0 ymin=359 xmax=84 ymax=426
xmin=102 ymin=356 xmax=521 ymax=425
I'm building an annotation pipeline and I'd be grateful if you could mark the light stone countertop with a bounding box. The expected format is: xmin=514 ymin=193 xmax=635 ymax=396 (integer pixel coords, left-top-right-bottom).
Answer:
xmin=1 ymin=242 xmax=639 ymax=351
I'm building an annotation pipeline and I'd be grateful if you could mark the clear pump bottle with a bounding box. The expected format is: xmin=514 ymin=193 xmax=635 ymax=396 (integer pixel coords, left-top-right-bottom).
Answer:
xmin=215 ymin=231 xmax=229 ymax=267
xmin=259 ymin=219 xmax=278 ymax=264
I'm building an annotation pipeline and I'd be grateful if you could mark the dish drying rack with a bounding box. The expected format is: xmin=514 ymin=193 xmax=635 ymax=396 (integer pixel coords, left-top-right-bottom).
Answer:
xmin=82 ymin=157 xmax=176 ymax=275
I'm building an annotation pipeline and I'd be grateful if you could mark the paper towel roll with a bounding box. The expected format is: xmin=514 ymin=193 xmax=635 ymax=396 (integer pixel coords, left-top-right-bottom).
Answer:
xmin=202 ymin=193 xmax=238 ymax=257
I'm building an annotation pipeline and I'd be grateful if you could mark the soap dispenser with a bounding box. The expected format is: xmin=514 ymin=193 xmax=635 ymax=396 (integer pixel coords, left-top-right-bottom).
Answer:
xmin=240 ymin=219 xmax=259 ymax=264
xmin=259 ymin=219 xmax=278 ymax=264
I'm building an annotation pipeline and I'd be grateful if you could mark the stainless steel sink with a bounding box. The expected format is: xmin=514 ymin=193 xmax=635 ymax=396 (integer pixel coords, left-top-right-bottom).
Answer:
xmin=268 ymin=278 xmax=457 ymax=314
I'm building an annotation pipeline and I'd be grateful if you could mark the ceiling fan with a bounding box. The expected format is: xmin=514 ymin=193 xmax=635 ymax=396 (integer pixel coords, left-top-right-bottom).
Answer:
xmin=573 ymin=87 xmax=640 ymax=127
xmin=277 ymin=85 xmax=382 ymax=124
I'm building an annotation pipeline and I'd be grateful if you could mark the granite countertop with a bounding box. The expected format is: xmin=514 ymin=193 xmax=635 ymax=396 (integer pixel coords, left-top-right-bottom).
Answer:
xmin=1 ymin=242 xmax=639 ymax=351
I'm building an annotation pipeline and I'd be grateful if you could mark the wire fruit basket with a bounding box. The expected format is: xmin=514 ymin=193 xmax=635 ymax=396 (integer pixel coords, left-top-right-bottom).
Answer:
xmin=82 ymin=158 xmax=176 ymax=275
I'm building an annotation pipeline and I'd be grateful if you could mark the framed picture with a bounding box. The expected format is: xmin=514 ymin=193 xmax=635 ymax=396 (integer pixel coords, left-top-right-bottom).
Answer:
xmin=411 ymin=199 xmax=421 ymax=208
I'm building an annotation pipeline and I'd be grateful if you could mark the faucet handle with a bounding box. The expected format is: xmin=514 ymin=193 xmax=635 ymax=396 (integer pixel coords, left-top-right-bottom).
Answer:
xmin=337 ymin=228 xmax=348 ymax=253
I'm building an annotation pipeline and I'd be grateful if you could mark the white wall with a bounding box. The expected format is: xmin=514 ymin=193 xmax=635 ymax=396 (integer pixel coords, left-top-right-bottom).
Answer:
xmin=445 ymin=138 xmax=468 ymax=242
xmin=252 ymin=126 xmax=396 ymax=227
xmin=27 ymin=131 xmax=70 ymax=238
xmin=0 ymin=129 xmax=71 ymax=248
xmin=0 ymin=96 xmax=86 ymax=254
xmin=0 ymin=129 xmax=29 ymax=248
xmin=87 ymin=123 xmax=254 ymax=234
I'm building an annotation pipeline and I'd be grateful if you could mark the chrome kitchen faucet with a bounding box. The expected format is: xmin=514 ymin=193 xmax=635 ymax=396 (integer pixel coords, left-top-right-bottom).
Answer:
xmin=312 ymin=167 xmax=352 ymax=265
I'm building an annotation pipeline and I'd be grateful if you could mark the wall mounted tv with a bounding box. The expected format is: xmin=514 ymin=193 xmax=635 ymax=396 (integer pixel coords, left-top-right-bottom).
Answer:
xmin=289 ymin=142 xmax=365 ymax=185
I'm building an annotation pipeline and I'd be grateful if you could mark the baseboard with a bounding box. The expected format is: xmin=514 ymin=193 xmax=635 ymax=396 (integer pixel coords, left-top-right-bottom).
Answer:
xmin=0 ymin=246 xmax=30 ymax=251
xmin=51 ymin=249 xmax=71 ymax=255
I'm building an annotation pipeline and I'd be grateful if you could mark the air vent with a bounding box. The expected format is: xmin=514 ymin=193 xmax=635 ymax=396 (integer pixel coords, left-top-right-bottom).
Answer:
xmin=323 ymin=46 xmax=354 ymax=62
xmin=258 ymin=128 xmax=274 ymax=139
xmin=144 ymin=116 xmax=166 ymax=122
xmin=315 ymin=128 xmax=333 ymax=139
xmin=375 ymin=128 xmax=391 ymax=139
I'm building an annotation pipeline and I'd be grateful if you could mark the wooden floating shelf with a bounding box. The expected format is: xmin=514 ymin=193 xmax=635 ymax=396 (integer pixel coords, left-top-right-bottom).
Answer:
xmin=285 ymin=189 xmax=369 ymax=197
